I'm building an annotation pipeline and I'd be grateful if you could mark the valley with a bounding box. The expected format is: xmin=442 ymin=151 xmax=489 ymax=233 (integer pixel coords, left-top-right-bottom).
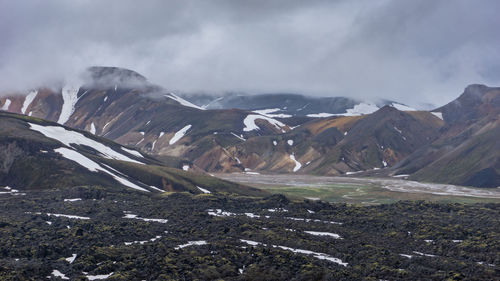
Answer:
xmin=214 ymin=173 xmax=500 ymax=204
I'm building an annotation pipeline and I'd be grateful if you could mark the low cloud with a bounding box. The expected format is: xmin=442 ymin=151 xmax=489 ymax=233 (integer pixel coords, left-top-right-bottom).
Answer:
xmin=1 ymin=0 xmax=499 ymax=107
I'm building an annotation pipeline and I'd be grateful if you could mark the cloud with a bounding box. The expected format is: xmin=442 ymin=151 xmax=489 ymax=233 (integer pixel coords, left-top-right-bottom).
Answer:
xmin=0 ymin=0 xmax=499 ymax=107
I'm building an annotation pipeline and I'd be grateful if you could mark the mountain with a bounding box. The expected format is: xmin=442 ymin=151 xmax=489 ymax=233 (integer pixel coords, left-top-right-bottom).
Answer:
xmin=201 ymin=106 xmax=443 ymax=175
xmin=393 ymin=85 xmax=500 ymax=187
xmin=0 ymin=67 xmax=293 ymax=167
xmin=1 ymin=67 xmax=498 ymax=188
xmin=0 ymin=111 xmax=265 ymax=196
xmin=184 ymin=92 xmax=416 ymax=117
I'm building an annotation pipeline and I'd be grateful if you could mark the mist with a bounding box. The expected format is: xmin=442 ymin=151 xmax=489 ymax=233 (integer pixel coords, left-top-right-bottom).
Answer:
xmin=1 ymin=0 xmax=499 ymax=107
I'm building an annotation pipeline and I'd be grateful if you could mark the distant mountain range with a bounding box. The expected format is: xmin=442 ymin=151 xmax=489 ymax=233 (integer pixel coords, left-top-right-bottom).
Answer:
xmin=183 ymin=92 xmax=416 ymax=117
xmin=0 ymin=67 xmax=498 ymax=188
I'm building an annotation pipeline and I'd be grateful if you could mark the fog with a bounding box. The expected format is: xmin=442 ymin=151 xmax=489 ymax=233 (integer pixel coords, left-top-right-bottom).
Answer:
xmin=1 ymin=0 xmax=499 ymax=107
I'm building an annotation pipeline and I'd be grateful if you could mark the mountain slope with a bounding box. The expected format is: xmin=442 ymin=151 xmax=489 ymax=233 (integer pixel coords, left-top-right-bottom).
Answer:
xmin=394 ymin=85 xmax=500 ymax=187
xmin=193 ymin=107 xmax=443 ymax=175
xmin=0 ymin=111 xmax=266 ymax=196
xmin=0 ymin=67 xmax=292 ymax=165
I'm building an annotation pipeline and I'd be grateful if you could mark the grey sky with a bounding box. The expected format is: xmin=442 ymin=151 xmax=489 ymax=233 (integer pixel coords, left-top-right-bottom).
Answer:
xmin=1 ymin=0 xmax=499 ymax=107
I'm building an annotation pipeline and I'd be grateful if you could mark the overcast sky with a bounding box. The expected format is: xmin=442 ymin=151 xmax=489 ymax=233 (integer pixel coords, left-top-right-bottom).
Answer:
xmin=1 ymin=0 xmax=499 ymax=107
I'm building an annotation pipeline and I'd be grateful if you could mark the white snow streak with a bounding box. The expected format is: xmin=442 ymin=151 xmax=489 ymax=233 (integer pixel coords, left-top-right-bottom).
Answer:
xmin=431 ymin=112 xmax=443 ymax=120
xmin=90 ymin=122 xmax=96 ymax=134
xmin=21 ymin=90 xmax=38 ymax=114
xmin=1 ymin=99 xmax=11 ymax=110
xmin=240 ymin=239 xmax=347 ymax=266
xmin=290 ymin=154 xmax=302 ymax=172
xmin=64 ymin=198 xmax=82 ymax=202
xmin=391 ymin=103 xmax=415 ymax=111
xmin=252 ymin=108 xmax=292 ymax=118
xmin=231 ymin=132 xmax=246 ymax=141
xmin=197 ymin=186 xmax=211 ymax=194
xmin=169 ymin=125 xmax=192 ymax=145
xmin=51 ymin=269 xmax=69 ymax=279
xmin=29 ymin=123 xmax=143 ymax=165
xmin=165 ymin=93 xmax=205 ymax=110
xmin=54 ymin=147 xmax=149 ymax=192
xmin=175 ymin=240 xmax=207 ymax=249
xmin=304 ymin=231 xmax=342 ymax=239
xmin=57 ymin=85 xmax=80 ymax=124
xmin=306 ymin=113 xmax=335 ymax=118
xmin=243 ymin=114 xmax=286 ymax=132
xmin=85 ymin=272 xmax=114 ymax=280
xmin=123 ymin=213 xmax=168 ymax=223
xmin=65 ymin=254 xmax=77 ymax=264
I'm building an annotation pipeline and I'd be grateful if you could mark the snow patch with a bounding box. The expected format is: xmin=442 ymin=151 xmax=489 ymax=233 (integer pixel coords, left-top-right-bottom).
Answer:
xmin=182 ymin=165 xmax=189 ymax=171
xmin=231 ymin=132 xmax=246 ymax=141
xmin=252 ymin=108 xmax=292 ymax=118
xmin=26 ymin=211 xmax=90 ymax=220
xmin=412 ymin=251 xmax=437 ymax=257
xmin=57 ymin=85 xmax=80 ymax=124
xmin=29 ymin=123 xmax=143 ymax=165
xmin=284 ymin=217 xmax=343 ymax=225
xmin=21 ymin=90 xmax=38 ymax=114
xmin=175 ymin=240 xmax=207 ymax=249
xmin=124 ymin=235 xmax=162 ymax=246
xmin=287 ymin=140 xmax=294 ymax=146
xmin=123 ymin=213 xmax=168 ymax=223
xmin=170 ymin=125 xmax=192 ymax=145
xmin=306 ymin=113 xmax=335 ymax=118
xmin=85 ymin=272 xmax=114 ymax=280
xmin=304 ymin=231 xmax=341 ymax=239
xmin=64 ymin=198 xmax=82 ymax=202
xmin=65 ymin=254 xmax=77 ymax=264
xmin=90 ymin=122 xmax=96 ymax=134
xmin=54 ymin=147 xmax=149 ymax=192
xmin=165 ymin=93 xmax=205 ymax=110
xmin=243 ymin=114 xmax=286 ymax=132
xmin=273 ymin=140 xmax=277 ymax=146
xmin=197 ymin=186 xmax=211 ymax=194
xmin=290 ymin=154 xmax=302 ymax=172
xmin=431 ymin=112 xmax=443 ymax=120
xmin=1 ymin=98 xmax=11 ymax=110
xmin=207 ymin=209 xmax=237 ymax=217
xmin=51 ymin=269 xmax=69 ymax=279
xmin=240 ymin=239 xmax=347 ymax=266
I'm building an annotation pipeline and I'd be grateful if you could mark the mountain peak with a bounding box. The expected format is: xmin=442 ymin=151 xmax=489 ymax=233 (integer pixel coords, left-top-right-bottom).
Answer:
xmin=85 ymin=66 xmax=148 ymax=88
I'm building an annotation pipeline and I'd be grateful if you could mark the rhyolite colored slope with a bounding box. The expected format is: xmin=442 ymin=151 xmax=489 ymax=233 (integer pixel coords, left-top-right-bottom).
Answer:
xmin=207 ymin=106 xmax=443 ymax=175
xmin=394 ymin=85 xmax=500 ymax=187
